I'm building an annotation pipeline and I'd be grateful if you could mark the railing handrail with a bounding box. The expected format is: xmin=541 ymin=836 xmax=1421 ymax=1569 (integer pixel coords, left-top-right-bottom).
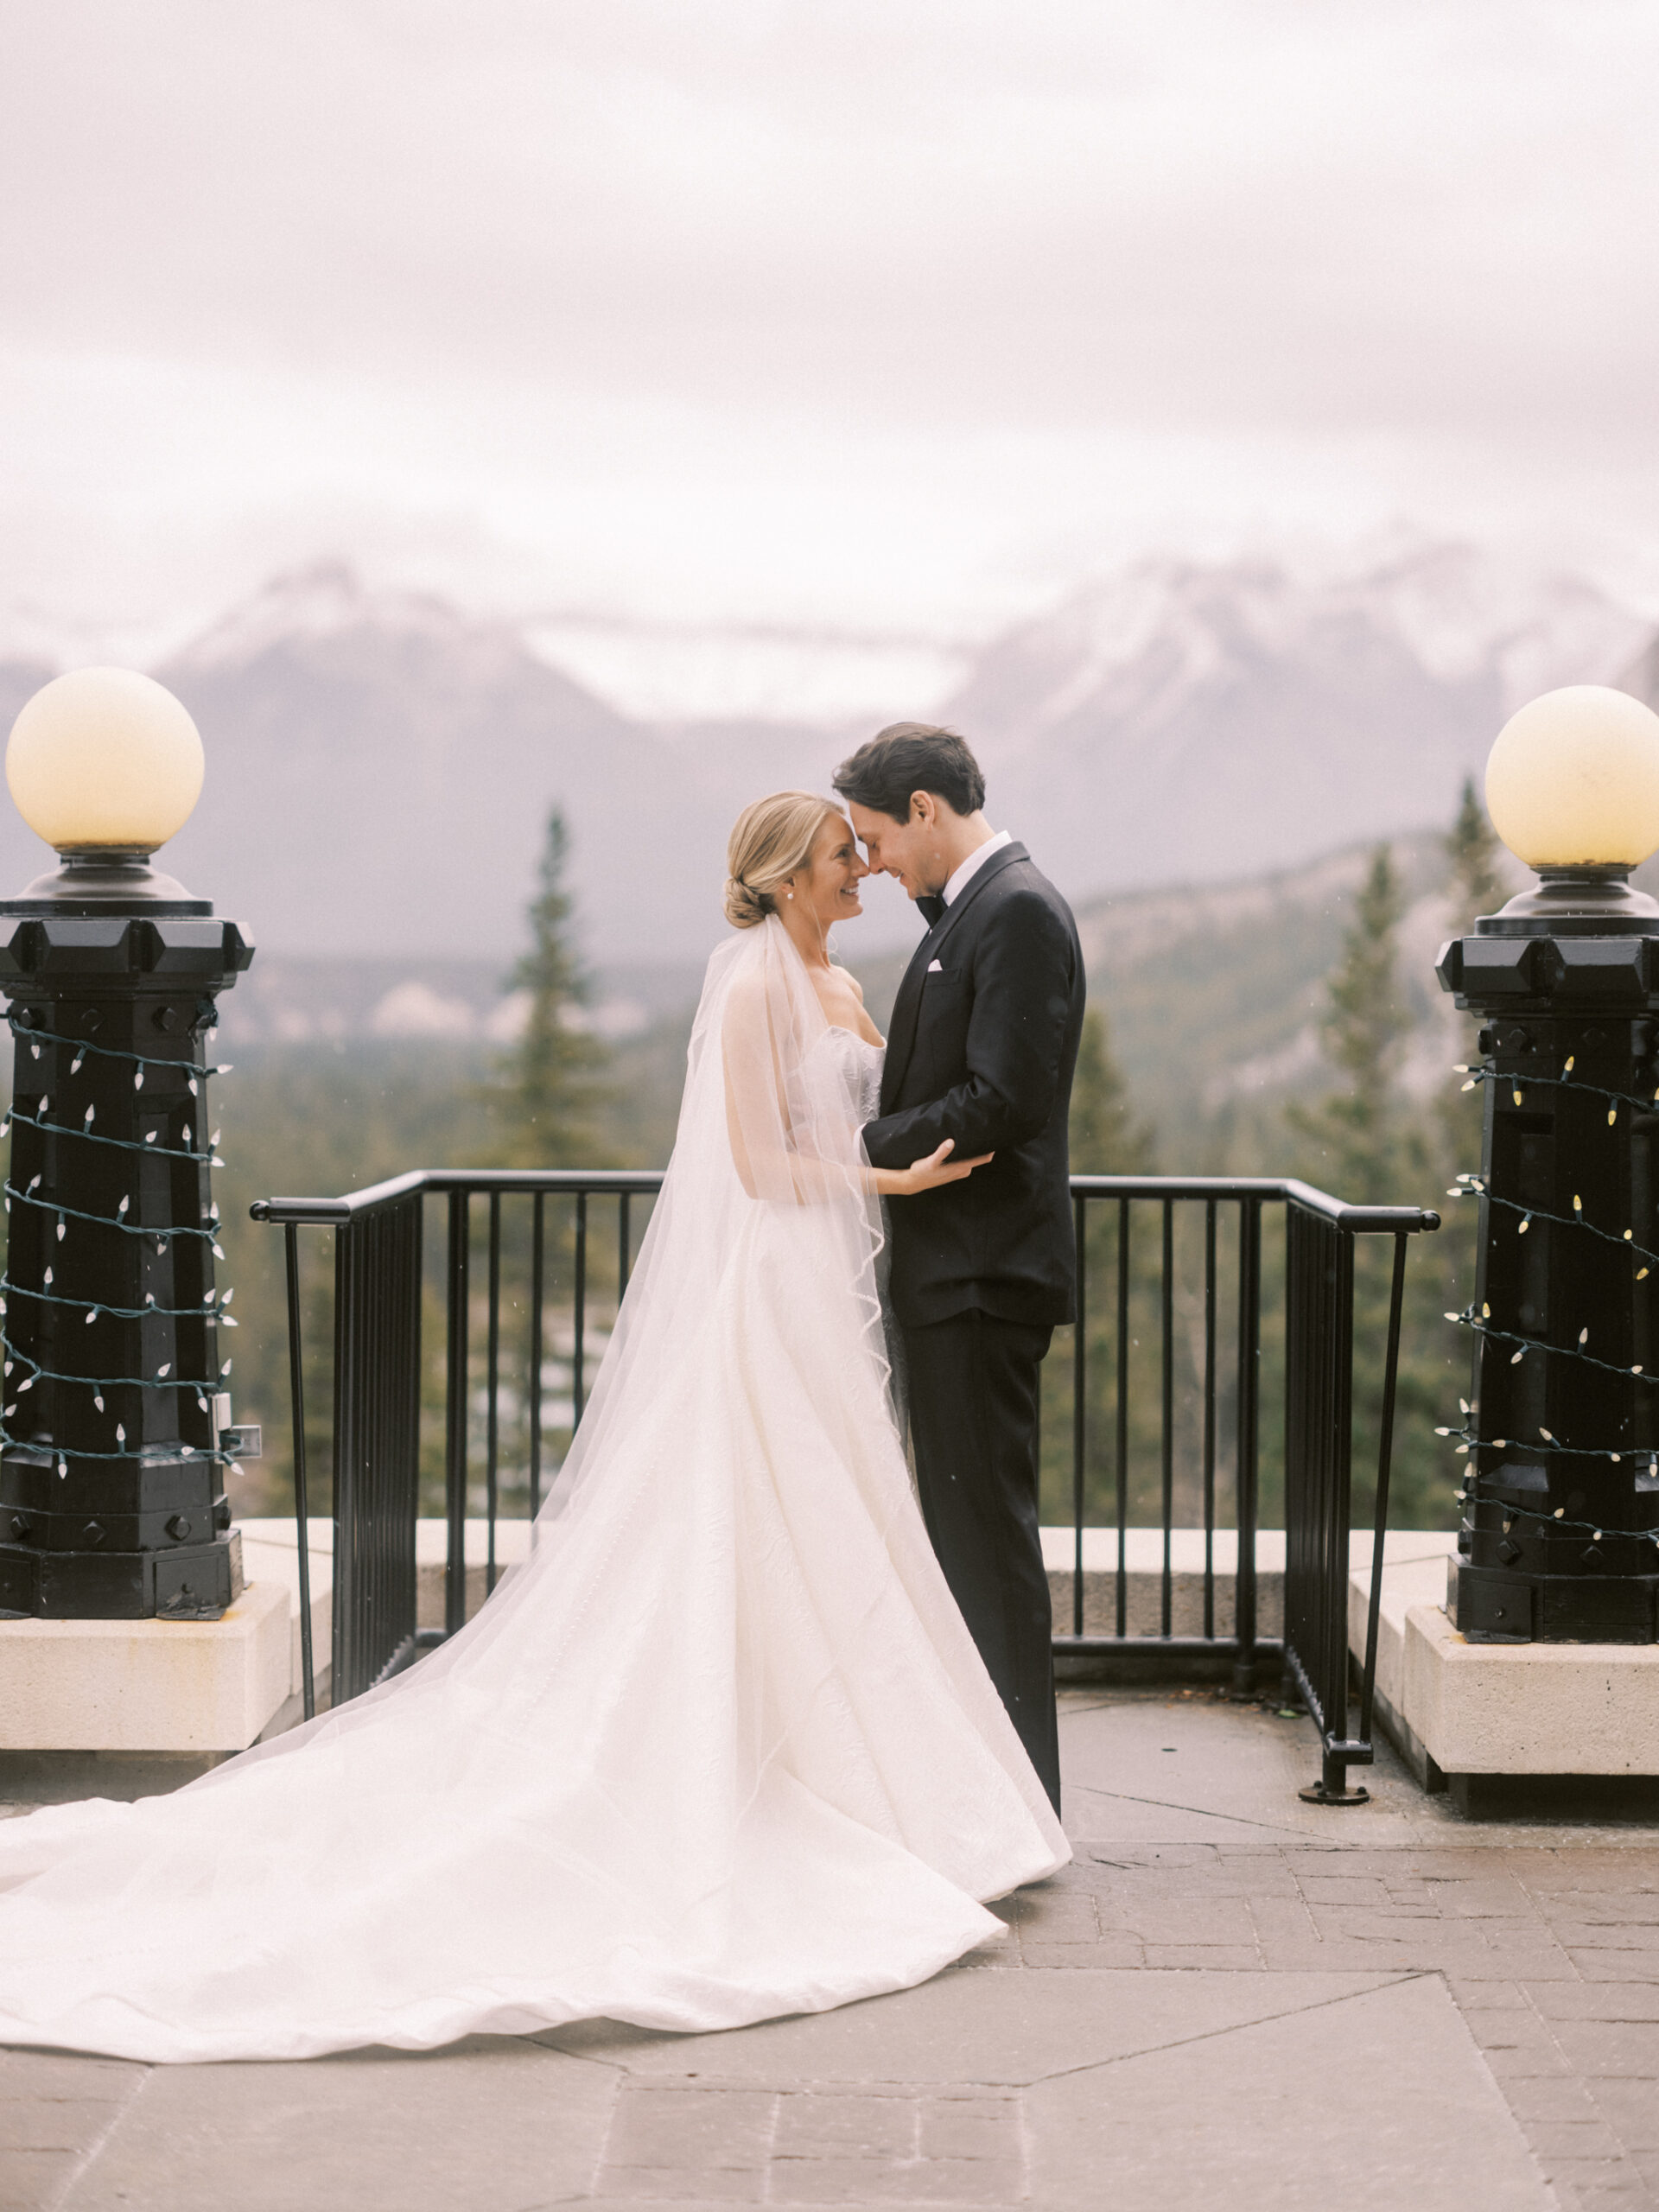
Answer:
xmin=253 ymin=1166 xmax=1439 ymax=1235
xmin=251 ymin=1167 xmax=668 ymax=1224
xmin=1070 ymin=1174 xmax=1439 ymax=1236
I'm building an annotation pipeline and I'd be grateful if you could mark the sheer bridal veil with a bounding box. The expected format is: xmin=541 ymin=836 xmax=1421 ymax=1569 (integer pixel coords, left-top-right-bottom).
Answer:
xmin=208 ymin=911 xmax=895 ymax=1754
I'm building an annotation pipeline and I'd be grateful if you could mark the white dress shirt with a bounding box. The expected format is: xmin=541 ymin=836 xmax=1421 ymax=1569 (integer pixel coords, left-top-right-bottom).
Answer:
xmin=941 ymin=829 xmax=1012 ymax=906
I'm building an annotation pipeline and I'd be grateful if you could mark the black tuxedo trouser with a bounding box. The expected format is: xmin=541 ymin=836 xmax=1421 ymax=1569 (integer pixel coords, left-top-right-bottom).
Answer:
xmin=903 ymin=1310 xmax=1060 ymax=1814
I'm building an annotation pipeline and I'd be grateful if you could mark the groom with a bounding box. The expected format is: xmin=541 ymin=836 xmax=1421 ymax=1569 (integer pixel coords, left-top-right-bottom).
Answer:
xmin=834 ymin=724 xmax=1084 ymax=1815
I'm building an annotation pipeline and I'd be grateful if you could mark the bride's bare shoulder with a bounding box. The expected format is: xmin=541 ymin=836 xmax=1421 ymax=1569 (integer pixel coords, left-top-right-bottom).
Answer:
xmin=721 ymin=967 xmax=771 ymax=1033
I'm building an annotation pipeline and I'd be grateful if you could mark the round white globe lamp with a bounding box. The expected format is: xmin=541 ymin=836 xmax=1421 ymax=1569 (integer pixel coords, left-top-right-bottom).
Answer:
xmin=1484 ymin=684 xmax=1659 ymax=924
xmin=3 ymin=669 xmax=207 ymax=912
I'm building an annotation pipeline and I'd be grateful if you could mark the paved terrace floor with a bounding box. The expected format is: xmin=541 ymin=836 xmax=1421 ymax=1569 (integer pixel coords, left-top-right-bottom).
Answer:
xmin=9 ymin=1690 xmax=1659 ymax=2212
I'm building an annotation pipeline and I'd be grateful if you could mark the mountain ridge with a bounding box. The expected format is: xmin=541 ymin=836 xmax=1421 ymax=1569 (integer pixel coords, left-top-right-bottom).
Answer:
xmin=0 ymin=539 xmax=1647 ymax=964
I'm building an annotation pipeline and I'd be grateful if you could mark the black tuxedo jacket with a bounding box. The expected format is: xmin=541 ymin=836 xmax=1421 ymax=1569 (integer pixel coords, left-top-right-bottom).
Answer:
xmin=863 ymin=842 xmax=1085 ymax=1330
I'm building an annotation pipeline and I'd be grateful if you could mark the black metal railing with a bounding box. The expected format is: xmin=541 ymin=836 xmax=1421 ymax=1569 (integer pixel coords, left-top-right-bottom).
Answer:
xmin=252 ymin=1171 xmax=1435 ymax=1798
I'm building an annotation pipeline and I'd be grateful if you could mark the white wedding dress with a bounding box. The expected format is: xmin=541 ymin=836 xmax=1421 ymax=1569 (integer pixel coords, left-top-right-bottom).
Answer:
xmin=0 ymin=917 xmax=1068 ymax=2063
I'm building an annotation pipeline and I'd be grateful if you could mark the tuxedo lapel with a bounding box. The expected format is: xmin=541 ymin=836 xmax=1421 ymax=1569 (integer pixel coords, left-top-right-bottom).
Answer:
xmin=880 ymin=843 xmax=1028 ymax=1109
xmin=881 ymin=932 xmax=937 ymax=1111
xmin=918 ymin=842 xmax=1027 ymax=969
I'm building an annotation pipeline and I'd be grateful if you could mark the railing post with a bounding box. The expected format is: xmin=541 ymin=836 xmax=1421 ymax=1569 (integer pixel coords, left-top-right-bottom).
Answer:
xmin=485 ymin=1192 xmax=500 ymax=1595
xmin=1160 ymin=1198 xmax=1174 ymax=1637
xmin=1115 ymin=1197 xmax=1130 ymax=1637
xmin=528 ymin=1192 xmax=545 ymax=1519
xmin=1283 ymin=1201 xmax=1372 ymax=1804
xmin=444 ymin=1189 xmax=469 ymax=1637
xmin=1357 ymin=1233 xmax=1410 ymax=1751
xmin=1202 ymin=1198 xmax=1217 ymax=1643
xmin=1071 ymin=1193 xmax=1087 ymax=1637
xmin=283 ymin=1223 xmax=315 ymax=1721
xmin=327 ymin=1192 xmax=423 ymax=1703
xmin=1319 ymin=1224 xmax=1357 ymax=1800
xmin=1232 ymin=1195 xmax=1262 ymax=1696
xmin=572 ymin=1191 xmax=588 ymax=1427
xmin=330 ymin=1220 xmax=357 ymax=1704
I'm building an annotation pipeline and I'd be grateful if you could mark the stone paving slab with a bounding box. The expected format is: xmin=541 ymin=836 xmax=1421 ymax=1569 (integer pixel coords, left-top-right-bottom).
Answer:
xmin=16 ymin=1687 xmax=1659 ymax=2206
xmin=1031 ymin=1974 xmax=1549 ymax=2212
xmin=53 ymin=2037 xmax=617 ymax=2212
xmin=545 ymin=1967 xmax=1401 ymax=2084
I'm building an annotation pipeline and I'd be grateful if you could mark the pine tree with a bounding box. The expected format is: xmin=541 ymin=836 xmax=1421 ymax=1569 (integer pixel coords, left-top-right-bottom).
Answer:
xmin=1431 ymin=776 xmax=1506 ymax=1497
xmin=1445 ymin=774 xmax=1506 ymax=929
xmin=495 ymin=810 xmax=612 ymax=1166
xmin=1069 ymin=1005 xmax=1156 ymax=1173
xmin=1287 ymin=844 xmax=1414 ymax=1203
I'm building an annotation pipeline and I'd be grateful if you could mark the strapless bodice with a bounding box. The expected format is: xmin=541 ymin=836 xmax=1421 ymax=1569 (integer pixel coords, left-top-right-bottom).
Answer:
xmin=813 ymin=1026 xmax=885 ymax=1122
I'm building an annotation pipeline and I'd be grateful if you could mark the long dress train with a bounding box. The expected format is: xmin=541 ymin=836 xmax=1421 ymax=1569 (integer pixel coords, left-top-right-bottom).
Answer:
xmin=0 ymin=916 xmax=1068 ymax=2063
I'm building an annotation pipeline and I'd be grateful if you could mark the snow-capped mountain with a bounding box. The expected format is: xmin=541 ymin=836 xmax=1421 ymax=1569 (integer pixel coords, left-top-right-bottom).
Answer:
xmin=0 ymin=543 xmax=1648 ymax=964
xmin=151 ymin=566 xmax=783 ymax=965
xmin=947 ymin=543 xmax=1649 ymax=897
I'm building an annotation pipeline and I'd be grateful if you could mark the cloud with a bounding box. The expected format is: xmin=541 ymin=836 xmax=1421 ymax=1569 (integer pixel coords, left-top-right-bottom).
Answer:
xmin=4 ymin=1 xmax=1659 ymax=635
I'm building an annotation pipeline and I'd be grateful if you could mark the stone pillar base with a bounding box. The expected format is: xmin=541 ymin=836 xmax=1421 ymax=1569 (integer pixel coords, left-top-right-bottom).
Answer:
xmin=1350 ymin=1535 xmax=1659 ymax=1796
xmin=0 ymin=1579 xmax=289 ymax=1762
xmin=1400 ymin=1596 xmax=1659 ymax=1777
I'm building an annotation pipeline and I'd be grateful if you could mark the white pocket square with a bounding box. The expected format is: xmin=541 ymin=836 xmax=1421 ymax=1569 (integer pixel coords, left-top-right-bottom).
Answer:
xmin=926 ymin=958 xmax=943 ymax=972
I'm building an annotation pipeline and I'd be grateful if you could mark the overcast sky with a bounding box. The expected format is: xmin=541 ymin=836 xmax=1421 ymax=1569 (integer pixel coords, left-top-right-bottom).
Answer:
xmin=5 ymin=1 xmax=1659 ymax=658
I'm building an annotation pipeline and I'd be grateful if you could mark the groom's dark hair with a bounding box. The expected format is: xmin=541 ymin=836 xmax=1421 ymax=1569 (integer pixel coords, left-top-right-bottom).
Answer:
xmin=832 ymin=723 xmax=986 ymax=823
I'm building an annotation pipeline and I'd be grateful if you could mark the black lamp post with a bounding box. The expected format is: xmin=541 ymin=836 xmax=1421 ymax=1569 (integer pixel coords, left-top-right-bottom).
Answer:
xmin=0 ymin=671 xmax=254 ymax=1620
xmin=1438 ymin=683 xmax=1659 ymax=1643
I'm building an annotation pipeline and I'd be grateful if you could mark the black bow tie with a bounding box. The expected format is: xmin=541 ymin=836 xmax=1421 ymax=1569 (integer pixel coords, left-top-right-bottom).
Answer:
xmin=916 ymin=894 xmax=946 ymax=927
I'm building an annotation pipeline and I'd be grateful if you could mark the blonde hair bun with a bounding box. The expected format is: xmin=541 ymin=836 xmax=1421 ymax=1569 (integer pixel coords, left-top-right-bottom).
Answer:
xmin=725 ymin=791 xmax=842 ymax=931
xmin=723 ymin=875 xmax=774 ymax=930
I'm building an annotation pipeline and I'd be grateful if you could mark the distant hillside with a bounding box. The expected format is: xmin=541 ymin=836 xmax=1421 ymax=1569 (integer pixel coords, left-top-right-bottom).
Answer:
xmin=207 ymin=826 xmax=1540 ymax=1179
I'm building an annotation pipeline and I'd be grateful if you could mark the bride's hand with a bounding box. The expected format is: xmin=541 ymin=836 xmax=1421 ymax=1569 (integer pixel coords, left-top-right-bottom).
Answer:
xmin=897 ymin=1139 xmax=993 ymax=1196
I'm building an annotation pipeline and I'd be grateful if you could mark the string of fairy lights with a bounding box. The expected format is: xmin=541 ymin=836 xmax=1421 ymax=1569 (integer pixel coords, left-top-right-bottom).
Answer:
xmin=1437 ymin=1052 xmax=1659 ymax=1550
xmin=0 ymin=1015 xmax=240 ymax=1479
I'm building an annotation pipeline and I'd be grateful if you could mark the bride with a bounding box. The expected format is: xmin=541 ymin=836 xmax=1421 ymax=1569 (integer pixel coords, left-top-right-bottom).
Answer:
xmin=0 ymin=791 xmax=1069 ymax=2064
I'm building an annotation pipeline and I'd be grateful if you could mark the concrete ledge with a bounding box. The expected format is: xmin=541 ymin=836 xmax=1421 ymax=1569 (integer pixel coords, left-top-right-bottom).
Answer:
xmin=247 ymin=1522 xmax=1382 ymax=1654
xmin=1047 ymin=1526 xmax=1448 ymax=1643
xmin=0 ymin=1579 xmax=289 ymax=1751
xmin=246 ymin=1521 xmax=1436 ymax=1672
xmin=1041 ymin=1527 xmax=1287 ymax=1638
